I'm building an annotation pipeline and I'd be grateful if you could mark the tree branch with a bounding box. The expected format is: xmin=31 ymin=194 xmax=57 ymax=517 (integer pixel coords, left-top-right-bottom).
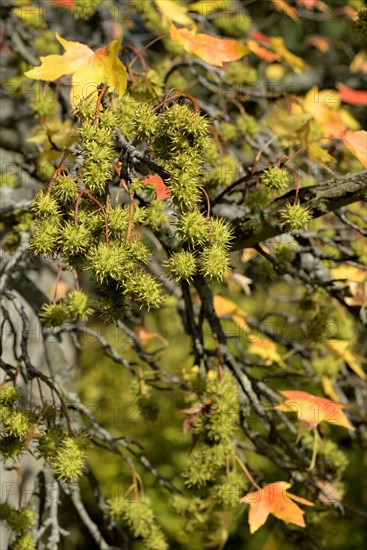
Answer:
xmin=217 ymin=170 xmax=367 ymax=250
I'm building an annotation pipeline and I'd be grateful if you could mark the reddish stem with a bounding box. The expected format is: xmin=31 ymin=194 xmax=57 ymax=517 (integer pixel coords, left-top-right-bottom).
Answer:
xmin=286 ymin=164 xmax=302 ymax=203
xmin=200 ymin=186 xmax=211 ymax=219
xmin=52 ymin=265 xmax=63 ymax=305
xmin=128 ymin=34 xmax=166 ymax=69
xmin=236 ymin=456 xmax=261 ymax=490
xmin=132 ymin=467 xmax=139 ymax=502
xmin=126 ymin=44 xmax=148 ymax=72
xmin=210 ymin=126 xmax=223 ymax=156
xmin=47 ymin=150 xmax=69 ymax=191
xmin=94 ymin=85 xmax=108 ymax=125
xmin=153 ymin=92 xmax=200 ymax=113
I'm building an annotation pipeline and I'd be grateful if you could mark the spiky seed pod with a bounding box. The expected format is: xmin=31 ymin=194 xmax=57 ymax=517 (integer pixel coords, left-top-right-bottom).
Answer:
xmin=0 ymin=384 xmax=20 ymax=406
xmin=0 ymin=436 xmax=24 ymax=459
xmin=164 ymin=250 xmax=197 ymax=282
xmin=73 ymin=96 xmax=96 ymax=122
xmin=133 ymin=206 xmax=147 ymax=225
xmin=211 ymin=470 xmax=249 ymax=508
xmin=50 ymin=174 xmax=79 ymax=204
xmin=30 ymin=219 xmax=61 ymax=256
xmin=126 ymin=238 xmax=151 ymax=264
xmin=205 ymin=372 xmax=239 ymax=442
xmin=60 ymin=222 xmax=91 ymax=257
xmin=169 ymin=173 xmax=200 ymax=211
xmin=261 ymin=166 xmax=290 ymax=192
xmin=203 ymin=155 xmax=239 ymax=189
xmin=182 ymin=439 xmax=235 ymax=487
xmin=280 ymin=203 xmax=313 ymax=233
xmin=176 ymin=211 xmax=209 ymax=246
xmin=246 ymin=187 xmax=270 ymax=209
xmin=0 ymin=408 xmax=30 ymax=438
xmin=124 ymin=271 xmax=162 ymax=309
xmin=153 ymin=103 xmax=209 ymax=161
xmin=274 ymin=241 xmax=298 ymax=264
xmin=98 ymin=110 xmax=117 ymax=131
xmin=15 ymin=212 xmax=34 ymax=233
xmin=98 ymin=291 xmax=128 ymax=324
xmin=208 ymin=218 xmax=233 ymax=249
xmin=29 ymin=83 xmax=56 ymax=119
xmin=38 ymin=428 xmax=66 ymax=460
xmin=2 ymin=232 xmax=21 ymax=254
xmin=115 ymin=94 xmax=141 ymax=137
xmin=132 ymin=103 xmax=159 ymax=140
xmin=54 ymin=436 xmax=86 ymax=481
xmin=39 ymin=303 xmax=68 ymax=327
xmin=73 ymin=0 xmax=100 ymax=19
xmin=88 ymin=243 xmax=125 ymax=284
xmin=106 ymin=205 xmax=130 ymax=240
xmin=78 ymin=124 xmax=114 ymax=146
xmin=355 ymin=8 xmax=367 ymax=37
xmin=144 ymin=201 xmax=168 ymax=231
xmin=12 ymin=533 xmax=36 ymax=550
xmin=109 ymin=495 xmax=168 ymax=550
xmin=200 ymin=244 xmax=230 ymax=280
xmin=0 ymin=503 xmax=11 ymax=520
xmin=137 ymin=395 xmax=160 ymax=421
xmin=236 ymin=113 xmax=259 ymax=136
xmin=73 ymin=208 xmax=104 ymax=237
xmin=219 ymin=122 xmax=238 ymax=142
xmin=65 ymin=289 xmax=94 ymax=320
xmin=7 ymin=507 xmax=35 ymax=533
xmin=82 ymin=141 xmax=114 ymax=195
xmin=31 ymin=189 xmax=60 ymax=218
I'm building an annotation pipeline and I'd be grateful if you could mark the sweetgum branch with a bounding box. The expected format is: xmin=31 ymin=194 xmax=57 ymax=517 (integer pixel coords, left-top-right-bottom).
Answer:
xmin=216 ymin=170 xmax=367 ymax=250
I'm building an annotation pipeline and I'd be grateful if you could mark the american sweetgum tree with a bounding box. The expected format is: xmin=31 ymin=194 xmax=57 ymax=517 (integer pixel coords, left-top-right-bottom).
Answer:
xmin=0 ymin=1 xmax=366 ymax=549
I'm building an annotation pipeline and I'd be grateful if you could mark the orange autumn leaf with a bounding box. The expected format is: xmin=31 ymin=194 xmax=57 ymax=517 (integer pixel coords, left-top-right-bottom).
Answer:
xmin=213 ymin=295 xmax=238 ymax=317
xmin=25 ymin=33 xmax=127 ymax=108
xmin=214 ymin=295 xmax=249 ymax=334
xmin=343 ymin=130 xmax=367 ymax=168
xmin=275 ymin=390 xmax=354 ymax=431
xmin=140 ymin=175 xmax=171 ymax=201
xmin=247 ymin=339 xmax=287 ymax=369
xmin=247 ymin=40 xmax=279 ymax=63
xmin=350 ymin=51 xmax=367 ymax=74
xmin=250 ymin=32 xmax=272 ymax=44
xmin=137 ymin=329 xmax=169 ymax=348
xmin=296 ymin=0 xmax=327 ymax=10
xmin=345 ymin=280 xmax=367 ymax=308
xmin=169 ymin=24 xmax=249 ymax=67
xmin=337 ymin=83 xmax=367 ymax=106
xmin=303 ymin=87 xmax=359 ymax=138
xmin=241 ymin=481 xmax=314 ymax=533
xmin=270 ymin=37 xmax=307 ymax=73
xmin=306 ymin=36 xmax=329 ymax=52
xmin=53 ymin=0 xmax=75 ymax=6
xmin=326 ymin=340 xmax=366 ymax=380
xmin=248 ymin=33 xmax=306 ymax=72
xmin=155 ymin=0 xmax=194 ymax=26
xmin=339 ymin=6 xmax=358 ymax=20
xmin=271 ymin=0 xmax=299 ymax=21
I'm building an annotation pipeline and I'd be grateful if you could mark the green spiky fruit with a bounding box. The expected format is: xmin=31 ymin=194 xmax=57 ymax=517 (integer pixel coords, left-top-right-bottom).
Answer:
xmin=164 ymin=250 xmax=197 ymax=282
xmin=280 ymin=203 xmax=313 ymax=233
xmin=261 ymin=166 xmax=290 ymax=192
xmin=39 ymin=303 xmax=68 ymax=327
xmin=200 ymin=244 xmax=230 ymax=280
